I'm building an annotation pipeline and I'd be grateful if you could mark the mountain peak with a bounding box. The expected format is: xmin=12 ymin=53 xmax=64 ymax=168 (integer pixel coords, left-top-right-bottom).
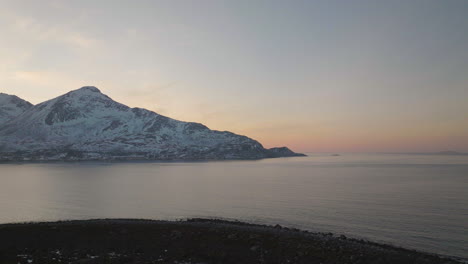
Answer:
xmin=0 ymin=92 xmax=19 ymax=101
xmin=75 ymin=86 xmax=101 ymax=93
xmin=0 ymin=88 xmax=305 ymax=161
xmin=0 ymin=93 xmax=33 ymax=107
xmin=0 ymin=93 xmax=33 ymax=124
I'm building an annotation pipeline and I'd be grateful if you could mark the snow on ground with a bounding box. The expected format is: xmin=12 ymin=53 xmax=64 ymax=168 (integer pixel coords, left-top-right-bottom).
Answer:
xmin=0 ymin=87 xmax=301 ymax=161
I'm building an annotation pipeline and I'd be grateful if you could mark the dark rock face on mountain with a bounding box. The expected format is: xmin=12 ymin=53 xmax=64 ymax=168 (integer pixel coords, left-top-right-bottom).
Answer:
xmin=268 ymin=147 xmax=306 ymax=157
xmin=0 ymin=87 xmax=305 ymax=161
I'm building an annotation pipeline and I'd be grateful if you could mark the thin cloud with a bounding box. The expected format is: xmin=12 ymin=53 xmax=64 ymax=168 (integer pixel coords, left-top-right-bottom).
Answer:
xmin=2 ymin=10 xmax=101 ymax=50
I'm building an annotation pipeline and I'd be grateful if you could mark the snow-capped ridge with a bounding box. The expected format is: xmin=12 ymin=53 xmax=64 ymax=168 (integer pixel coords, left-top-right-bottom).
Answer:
xmin=0 ymin=93 xmax=33 ymax=106
xmin=76 ymin=86 xmax=101 ymax=93
xmin=0 ymin=93 xmax=33 ymax=124
xmin=0 ymin=87 xmax=305 ymax=161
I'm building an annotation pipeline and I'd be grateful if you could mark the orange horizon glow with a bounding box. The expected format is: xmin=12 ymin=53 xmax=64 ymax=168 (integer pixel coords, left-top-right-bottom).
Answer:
xmin=1 ymin=1 xmax=467 ymax=153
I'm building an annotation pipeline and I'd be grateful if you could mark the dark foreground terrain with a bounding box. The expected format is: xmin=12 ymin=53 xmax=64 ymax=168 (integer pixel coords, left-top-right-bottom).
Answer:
xmin=0 ymin=219 xmax=462 ymax=264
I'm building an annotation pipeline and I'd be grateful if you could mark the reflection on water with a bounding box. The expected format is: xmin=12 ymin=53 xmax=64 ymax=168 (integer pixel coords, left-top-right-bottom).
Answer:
xmin=0 ymin=153 xmax=467 ymax=258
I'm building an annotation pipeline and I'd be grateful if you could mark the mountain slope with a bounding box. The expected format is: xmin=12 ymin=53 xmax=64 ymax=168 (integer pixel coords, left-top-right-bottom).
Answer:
xmin=0 ymin=86 xmax=305 ymax=161
xmin=0 ymin=93 xmax=33 ymax=124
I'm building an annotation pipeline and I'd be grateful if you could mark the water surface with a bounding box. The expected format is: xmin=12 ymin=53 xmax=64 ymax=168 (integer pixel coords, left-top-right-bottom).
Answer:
xmin=0 ymin=153 xmax=467 ymax=259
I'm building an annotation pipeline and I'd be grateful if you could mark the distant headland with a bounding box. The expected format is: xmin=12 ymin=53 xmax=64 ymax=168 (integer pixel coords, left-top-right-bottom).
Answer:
xmin=0 ymin=87 xmax=305 ymax=161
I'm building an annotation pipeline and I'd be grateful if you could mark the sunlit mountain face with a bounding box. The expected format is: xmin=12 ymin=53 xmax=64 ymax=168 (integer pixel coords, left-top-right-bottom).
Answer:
xmin=0 ymin=87 xmax=304 ymax=161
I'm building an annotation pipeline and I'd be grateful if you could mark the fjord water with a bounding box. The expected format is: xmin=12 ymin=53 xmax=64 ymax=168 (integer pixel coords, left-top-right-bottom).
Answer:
xmin=0 ymin=154 xmax=467 ymax=259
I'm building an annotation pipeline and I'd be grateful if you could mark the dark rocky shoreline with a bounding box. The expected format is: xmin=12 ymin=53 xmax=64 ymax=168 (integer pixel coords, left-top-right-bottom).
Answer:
xmin=0 ymin=219 xmax=462 ymax=264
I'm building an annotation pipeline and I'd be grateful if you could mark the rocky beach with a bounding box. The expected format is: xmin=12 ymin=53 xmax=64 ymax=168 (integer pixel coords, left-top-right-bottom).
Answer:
xmin=0 ymin=219 xmax=462 ymax=264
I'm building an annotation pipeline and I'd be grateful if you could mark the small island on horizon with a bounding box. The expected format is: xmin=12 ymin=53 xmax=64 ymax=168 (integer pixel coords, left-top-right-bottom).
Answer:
xmin=384 ymin=151 xmax=468 ymax=156
xmin=426 ymin=151 xmax=467 ymax=156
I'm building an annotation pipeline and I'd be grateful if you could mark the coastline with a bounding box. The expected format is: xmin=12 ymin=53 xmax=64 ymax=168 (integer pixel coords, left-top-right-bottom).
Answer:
xmin=0 ymin=218 xmax=463 ymax=264
xmin=0 ymin=154 xmax=306 ymax=164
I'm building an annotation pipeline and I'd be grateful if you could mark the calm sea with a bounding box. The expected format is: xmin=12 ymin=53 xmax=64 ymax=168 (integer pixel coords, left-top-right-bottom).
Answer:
xmin=0 ymin=153 xmax=467 ymax=259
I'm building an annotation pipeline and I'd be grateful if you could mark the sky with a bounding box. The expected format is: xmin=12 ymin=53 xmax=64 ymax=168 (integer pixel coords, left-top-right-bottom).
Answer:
xmin=1 ymin=0 xmax=467 ymax=153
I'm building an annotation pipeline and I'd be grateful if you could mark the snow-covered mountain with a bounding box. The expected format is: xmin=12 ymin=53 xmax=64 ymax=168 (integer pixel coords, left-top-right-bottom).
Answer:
xmin=0 ymin=86 xmax=305 ymax=161
xmin=0 ymin=93 xmax=32 ymax=124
